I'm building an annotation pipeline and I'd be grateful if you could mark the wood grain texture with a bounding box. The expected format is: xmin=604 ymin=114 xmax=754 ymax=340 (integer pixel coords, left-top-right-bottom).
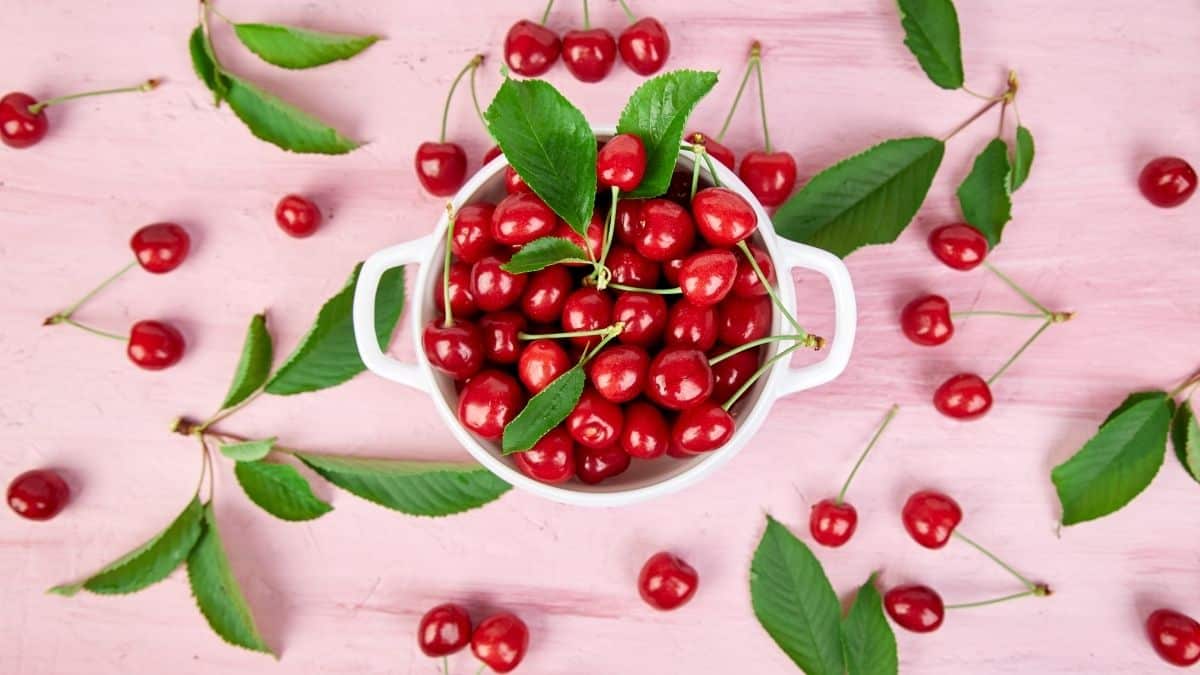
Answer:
xmin=1 ymin=1 xmax=1198 ymax=673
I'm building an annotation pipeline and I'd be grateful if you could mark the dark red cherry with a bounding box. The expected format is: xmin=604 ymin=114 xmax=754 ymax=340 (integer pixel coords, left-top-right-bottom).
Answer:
xmin=492 ymin=192 xmax=557 ymax=246
xmin=672 ymin=400 xmax=734 ymax=453
xmin=415 ymin=142 xmax=468 ymax=197
xmin=576 ymin=444 xmax=632 ymax=484
xmin=620 ymin=401 xmax=669 ymax=459
xmin=647 ymin=348 xmax=714 ymax=410
xmin=1139 ymin=156 xmax=1197 ymax=208
xmin=665 ymin=300 xmax=718 ymax=351
xmin=478 ymin=312 xmax=526 ymax=365
xmin=638 ymin=552 xmax=698 ymax=611
xmin=561 ymin=288 xmax=613 ymax=349
xmin=520 ymin=265 xmax=572 ymax=323
xmin=614 ymin=291 xmax=668 ymax=347
xmin=691 ymin=187 xmax=758 ymax=247
xmin=130 ymin=223 xmax=190 ymax=274
xmin=615 ymin=199 xmax=646 ymax=246
xmin=555 ymin=215 xmax=604 ymax=263
xmin=618 ymin=17 xmax=671 ymax=76
xmin=679 ymin=249 xmax=738 ymax=307
xmin=470 ymin=255 xmax=528 ymax=312
xmin=434 ymin=261 xmax=478 ymax=318
xmin=884 ymin=585 xmax=945 ymax=633
xmin=662 ymin=257 xmax=686 ymax=286
xmin=127 ymin=320 xmax=185 ymax=370
xmin=504 ymin=19 xmax=561 ymax=77
xmin=665 ymin=168 xmax=698 ymax=205
xmin=483 ymin=145 xmax=503 ymax=165
xmin=809 ymin=498 xmax=858 ymax=547
xmin=457 ymin=370 xmax=524 ymax=440
xmin=717 ymin=295 xmax=771 ymax=346
xmin=514 ymin=427 xmax=576 ymax=484
xmin=901 ymin=490 xmax=963 ymax=549
xmin=636 ymin=199 xmax=696 ymax=261
xmin=608 ymin=245 xmax=661 ymax=288
xmin=1146 ymin=609 xmax=1200 ymax=667
xmin=933 ymin=373 xmax=993 ymax=420
xmin=518 ymin=339 xmax=571 ymax=394
xmin=452 ymin=203 xmax=498 ymax=263
xmin=423 ymin=319 xmax=485 ymax=379
xmin=732 ymin=245 xmax=774 ymax=297
xmin=588 ymin=345 xmax=648 ymax=403
xmin=274 ymin=194 xmax=321 ymax=238
xmin=562 ymin=28 xmax=617 ymax=82
xmin=567 ymin=388 xmax=624 ymax=449
xmin=738 ymin=151 xmax=797 ymax=207
xmin=598 ymin=134 xmax=647 ymax=191
xmin=900 ymin=294 xmax=954 ymax=346
xmin=504 ymin=165 xmax=533 ymax=195
xmin=471 ymin=612 xmax=530 ymax=674
xmin=0 ymin=92 xmax=48 ymax=148
xmin=7 ymin=469 xmax=69 ymax=520
xmin=710 ymin=348 xmax=760 ymax=402
xmin=417 ymin=603 xmax=472 ymax=657
xmin=686 ymin=132 xmax=735 ymax=170
xmin=928 ymin=223 xmax=989 ymax=271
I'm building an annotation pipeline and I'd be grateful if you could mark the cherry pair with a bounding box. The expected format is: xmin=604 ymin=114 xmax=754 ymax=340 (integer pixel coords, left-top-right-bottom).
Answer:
xmin=415 ymin=55 xmax=485 ymax=197
xmin=7 ymin=469 xmax=70 ymax=521
xmin=417 ymin=603 xmax=529 ymax=673
xmin=1 ymin=78 xmax=158 ymax=149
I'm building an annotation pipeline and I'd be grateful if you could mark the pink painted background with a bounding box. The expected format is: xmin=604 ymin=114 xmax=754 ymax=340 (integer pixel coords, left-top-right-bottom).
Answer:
xmin=2 ymin=1 xmax=1198 ymax=673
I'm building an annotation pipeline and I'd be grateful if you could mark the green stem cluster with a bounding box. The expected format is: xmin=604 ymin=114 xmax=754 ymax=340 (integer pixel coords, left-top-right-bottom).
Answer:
xmin=439 ymin=54 xmax=485 ymax=143
xmin=44 ymin=261 xmax=138 ymax=341
xmin=978 ymin=261 xmax=1074 ymax=386
xmin=945 ymin=70 xmax=1020 ymax=142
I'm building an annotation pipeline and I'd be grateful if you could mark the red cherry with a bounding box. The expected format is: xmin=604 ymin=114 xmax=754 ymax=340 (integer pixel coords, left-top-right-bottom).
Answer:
xmin=900 ymin=294 xmax=954 ymax=346
xmin=933 ymin=373 xmax=993 ymax=420
xmin=618 ymin=17 xmax=670 ymax=76
xmin=636 ymin=199 xmax=696 ymax=261
xmin=1139 ymin=156 xmax=1197 ymax=208
xmin=504 ymin=165 xmax=533 ymax=195
xmin=928 ymin=223 xmax=989 ymax=271
xmin=638 ymin=552 xmax=698 ymax=611
xmin=504 ymin=20 xmax=561 ymax=77
xmin=562 ymin=28 xmax=617 ymax=82
xmin=471 ymin=612 xmax=530 ymax=674
xmin=576 ymin=444 xmax=632 ymax=484
xmin=809 ymin=498 xmax=858 ymax=548
xmin=588 ymin=345 xmax=648 ymax=403
xmin=620 ymin=401 xmax=670 ymax=459
xmin=457 ymin=370 xmax=524 ymax=440
xmin=415 ymin=142 xmax=468 ymax=197
xmin=608 ymin=244 xmax=661 ymax=288
xmin=691 ymin=187 xmax=758 ymax=247
xmin=417 ymin=603 xmax=472 ymax=657
xmin=520 ymin=265 xmax=572 ymax=324
xmin=598 ymin=134 xmax=647 ymax=191
xmin=672 ymin=400 xmax=734 ymax=454
xmin=7 ymin=469 xmax=69 ymax=520
xmin=274 ymin=194 xmax=322 ymax=238
xmin=555 ymin=216 xmax=604 ymax=263
xmin=615 ymin=199 xmax=646 ymax=246
xmin=452 ymin=203 xmax=498 ymax=263
xmin=614 ymin=292 xmax=668 ymax=347
xmin=710 ymin=348 xmax=760 ymax=402
xmin=678 ymin=249 xmax=738 ymax=307
xmin=517 ymin=340 xmax=571 ymax=394
xmin=717 ymin=295 xmax=771 ymax=346
xmin=470 ymin=256 xmax=528 ymax=312
xmin=664 ymin=168 xmax=699 ymax=205
xmin=662 ymin=257 xmax=686 ymax=286
xmin=492 ymin=192 xmax=557 ymax=246
xmin=130 ymin=223 xmax=190 ymax=274
xmin=901 ymin=490 xmax=963 ymax=549
xmin=478 ymin=312 xmax=527 ymax=365
xmin=434 ymin=261 xmax=478 ymax=318
xmin=1146 ymin=609 xmax=1200 ymax=667
xmin=732 ymin=245 xmax=774 ymax=297
xmin=483 ymin=145 xmax=503 ymax=164
xmin=647 ymin=348 xmax=714 ymax=410
xmin=567 ymin=388 xmax=624 ymax=449
xmin=686 ymin=132 xmax=735 ymax=170
xmin=127 ymin=320 xmax=185 ymax=370
xmin=884 ymin=585 xmax=945 ymax=633
xmin=665 ymin=300 xmax=718 ymax=351
xmin=561 ymin=288 xmax=613 ymax=349
xmin=738 ymin=151 xmax=797 ymax=207
xmin=0 ymin=92 xmax=49 ymax=148
xmin=423 ymin=320 xmax=485 ymax=379
xmin=515 ymin=427 xmax=576 ymax=484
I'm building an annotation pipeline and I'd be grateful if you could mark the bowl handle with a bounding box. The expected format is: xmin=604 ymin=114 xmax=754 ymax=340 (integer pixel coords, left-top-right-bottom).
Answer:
xmin=352 ymin=234 xmax=435 ymax=392
xmin=772 ymin=239 xmax=857 ymax=397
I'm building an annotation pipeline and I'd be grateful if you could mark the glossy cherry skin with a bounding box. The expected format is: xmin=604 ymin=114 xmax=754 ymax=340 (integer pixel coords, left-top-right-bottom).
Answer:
xmin=520 ymin=265 xmax=572 ymax=324
xmin=687 ymin=132 xmax=735 ymax=169
xmin=423 ymin=320 xmax=485 ymax=379
xmin=470 ymin=256 xmax=528 ymax=312
xmin=598 ymin=134 xmax=647 ymax=191
xmin=666 ymin=300 xmax=718 ymax=351
xmin=561 ymin=287 xmax=613 ymax=349
xmin=478 ymin=312 xmax=526 ymax=365
xmin=434 ymin=261 xmax=478 ymax=318
xmin=515 ymin=427 xmax=576 ymax=484
xmin=274 ymin=194 xmax=322 ymax=238
xmin=710 ymin=348 xmax=760 ymax=402
xmin=127 ymin=320 xmax=185 ymax=370
xmin=517 ymin=340 xmax=571 ymax=394
xmin=928 ymin=223 xmax=989 ymax=271
xmin=1146 ymin=609 xmax=1200 ymax=667
xmin=884 ymin=585 xmax=944 ymax=633
xmin=614 ymin=292 xmax=668 ymax=347
xmin=483 ymin=145 xmax=503 ymax=165
xmin=636 ymin=199 xmax=695 ymax=261
xmin=417 ymin=603 xmax=472 ymax=657
xmin=457 ymin=370 xmax=524 ymax=440
xmin=588 ymin=345 xmax=648 ymax=403
xmin=933 ymin=373 xmax=993 ymax=420
xmin=576 ymin=444 xmax=632 ymax=484
xmin=451 ymin=203 xmax=498 ymax=263
xmin=739 ymin=151 xmax=797 ymax=207
xmin=901 ymin=490 xmax=963 ymax=549
xmin=415 ymin=142 xmax=468 ymax=197
xmin=1139 ymin=156 xmax=1197 ymax=208
xmin=662 ymin=257 xmax=686 ymax=286
xmin=900 ymin=294 xmax=954 ymax=346
xmin=555 ymin=216 xmax=604 ymax=263
xmin=562 ymin=28 xmax=617 ymax=82
xmin=732 ymin=245 xmax=774 ymax=297
xmin=615 ymin=199 xmax=645 ymax=246
xmin=679 ymin=249 xmax=738 ymax=307
xmin=692 ymin=187 xmax=758 ymax=247
xmin=639 ymin=552 xmax=698 ymax=611
xmin=130 ymin=223 xmax=190 ymax=274
xmin=492 ymin=192 xmax=557 ymax=246
xmin=647 ymin=348 xmax=714 ymax=410
xmin=504 ymin=165 xmax=533 ymax=195
xmin=471 ymin=612 xmax=530 ymax=674
xmin=809 ymin=498 xmax=858 ymax=547
xmin=672 ymin=400 xmax=734 ymax=453
xmin=717 ymin=295 xmax=771 ymax=346
xmin=504 ymin=20 xmax=561 ymax=77
xmin=7 ymin=469 xmax=69 ymax=520
xmin=620 ymin=401 xmax=670 ymax=459
xmin=608 ymin=245 xmax=661 ymax=288
xmin=618 ymin=17 xmax=670 ymax=75
xmin=0 ymin=93 xmax=48 ymax=148
xmin=567 ymin=388 xmax=625 ymax=449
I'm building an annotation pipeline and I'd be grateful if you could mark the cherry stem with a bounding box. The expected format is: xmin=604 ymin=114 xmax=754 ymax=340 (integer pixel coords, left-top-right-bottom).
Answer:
xmin=689 ymin=144 xmax=705 ymax=200
xmin=951 ymin=310 xmax=1045 ymax=320
xmin=579 ymin=323 xmax=625 ymax=363
xmin=44 ymin=261 xmax=136 ymax=325
xmin=198 ymin=390 xmax=263 ymax=434
xmin=198 ymin=435 xmax=216 ymax=501
xmin=987 ymin=318 xmax=1052 ymax=385
xmin=945 ymin=589 xmax=1042 ymax=610
xmin=983 ymin=262 xmax=1052 ymax=315
xmin=442 ymin=204 xmax=458 ymax=327
xmin=997 ymin=98 xmax=1009 ymax=137
xmin=723 ymin=343 xmax=802 ymax=411
xmin=943 ymin=98 xmax=1001 ymax=141
xmin=836 ymin=404 xmax=900 ymax=503
xmin=540 ymin=0 xmax=555 ymax=24
xmin=1167 ymin=369 xmax=1200 ymax=400
xmin=607 ymin=283 xmax=681 ymax=295
xmin=582 ymin=0 xmax=591 ymax=29
xmin=700 ymin=151 xmax=723 ymax=188
xmin=468 ymin=60 xmax=486 ymax=129
xmin=518 ymin=326 xmax=614 ymax=340
xmin=595 ymin=186 xmax=621 ymax=286
xmin=441 ymin=656 xmax=449 ymax=675
xmin=192 ymin=438 xmax=209 ymax=498
xmin=952 ymin=530 xmax=1040 ymax=592
xmin=616 ymin=0 xmax=637 ymax=22
xmin=716 ymin=43 xmax=760 ymax=142
xmin=736 ymin=241 xmax=811 ymax=340
xmin=961 ymin=85 xmax=1001 ymax=101
xmin=28 ymin=79 xmax=160 ymax=115
xmin=944 ymin=73 xmax=1020 ymax=142
xmin=709 ymin=333 xmax=816 ymax=366
xmin=59 ymin=317 xmax=125 ymax=341
xmin=751 ymin=43 xmax=773 ymax=153
xmin=438 ymin=54 xmax=484 ymax=143
xmin=475 ymin=664 xmax=487 ymax=675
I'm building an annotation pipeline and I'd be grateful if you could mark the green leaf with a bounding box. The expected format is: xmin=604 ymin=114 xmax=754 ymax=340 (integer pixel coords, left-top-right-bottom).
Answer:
xmin=1172 ymin=402 xmax=1200 ymax=484
xmin=774 ymin=137 xmax=945 ymax=258
xmin=220 ymin=313 xmax=273 ymax=409
xmin=189 ymin=26 xmax=229 ymax=104
xmin=485 ymin=78 xmax=596 ymax=235
xmin=220 ymin=438 xmax=276 ymax=462
xmin=234 ymin=460 xmax=332 ymax=522
xmin=1010 ymin=126 xmax=1035 ymax=192
xmin=295 ymin=454 xmax=510 ymax=516
xmin=233 ymin=23 xmax=379 ymax=70
xmin=222 ymin=74 xmax=360 ymax=155
xmin=896 ymin=0 xmax=964 ymax=89
xmin=501 ymin=237 xmax=590 ymax=274
xmin=265 ymin=263 xmax=405 ymax=395
xmin=49 ymin=498 xmax=204 ymax=597
xmin=1051 ymin=392 xmax=1173 ymax=525
xmin=750 ymin=516 xmax=845 ymax=675
xmin=842 ymin=574 xmax=898 ymax=675
xmin=957 ymin=138 xmax=1013 ymax=246
xmin=616 ymin=70 xmax=719 ymax=198
xmin=502 ymin=366 xmax=586 ymax=454
xmin=186 ymin=503 xmax=273 ymax=656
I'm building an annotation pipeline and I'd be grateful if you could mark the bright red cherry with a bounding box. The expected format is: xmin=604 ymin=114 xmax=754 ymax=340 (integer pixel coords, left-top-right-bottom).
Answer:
xmin=615 ymin=199 xmax=645 ymax=246
xmin=665 ymin=300 xmax=718 ymax=351
xmin=7 ymin=469 xmax=69 ymax=520
xmin=598 ymin=134 xmax=647 ymax=191
xmin=492 ymin=192 xmax=557 ymax=246
xmin=620 ymin=401 xmax=670 ymax=459
xmin=900 ymin=294 xmax=954 ymax=346
xmin=483 ymin=145 xmax=503 ymax=165
xmin=1139 ymin=156 xmax=1197 ymax=208
xmin=517 ymin=340 xmax=571 ymax=394
xmin=130 ymin=223 xmax=190 ymax=274
xmin=470 ymin=256 xmax=527 ymax=312
xmin=710 ymin=348 xmax=759 ymax=402
xmin=471 ymin=612 xmax=530 ymax=674
xmin=452 ymin=203 xmax=498 ymax=263
xmin=567 ymin=388 xmax=624 ymax=449
xmin=662 ymin=257 xmax=686 ymax=286
xmin=588 ymin=345 xmax=648 ymax=403
xmin=274 ymin=194 xmax=322 ymax=238
xmin=457 ymin=370 xmax=524 ymax=440
xmin=504 ymin=20 xmax=561 ymax=77
xmin=1146 ymin=609 xmax=1200 ymax=667
xmin=809 ymin=498 xmax=858 ymax=548
xmin=576 ymin=444 xmax=632 ymax=484
xmin=672 ymin=400 xmax=734 ymax=454
xmin=636 ymin=199 xmax=695 ymax=261
xmin=555 ymin=216 xmax=604 ymax=263
xmin=691 ymin=187 xmax=758 ymax=247
xmin=415 ymin=142 xmax=468 ymax=197
xmin=423 ymin=320 xmax=485 ymax=379
xmin=739 ymin=151 xmax=797 ymax=207
xmin=933 ymin=373 xmax=993 ymax=420
xmin=884 ymin=585 xmax=945 ymax=633
xmin=679 ymin=249 xmax=738 ymax=307
xmin=717 ymin=295 xmax=771 ymax=346
xmin=608 ymin=245 xmax=661 ymax=288
xmin=417 ymin=603 xmax=472 ymax=657
xmin=127 ymin=320 xmax=185 ymax=370
xmin=562 ymin=28 xmax=617 ymax=82
xmin=0 ymin=93 xmax=48 ymax=148
xmin=638 ymin=552 xmax=698 ymax=611
xmin=504 ymin=165 xmax=533 ymax=195
xmin=647 ymin=348 xmax=714 ymax=410
xmin=434 ymin=261 xmax=478 ymax=318
xmin=901 ymin=490 xmax=963 ymax=549
xmin=928 ymin=223 xmax=989 ymax=271
xmin=478 ymin=312 xmax=526 ymax=365
xmin=520 ymin=265 xmax=572 ymax=324
xmin=561 ymin=288 xmax=613 ymax=349
xmin=514 ymin=427 xmax=576 ymax=484
xmin=687 ymin=132 xmax=735 ymax=170
xmin=732 ymin=245 xmax=774 ymax=297
xmin=614 ymin=292 xmax=668 ymax=347
xmin=618 ymin=17 xmax=670 ymax=75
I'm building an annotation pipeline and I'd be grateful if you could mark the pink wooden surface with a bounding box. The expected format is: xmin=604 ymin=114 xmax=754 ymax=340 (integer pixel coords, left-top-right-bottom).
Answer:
xmin=2 ymin=1 xmax=1198 ymax=673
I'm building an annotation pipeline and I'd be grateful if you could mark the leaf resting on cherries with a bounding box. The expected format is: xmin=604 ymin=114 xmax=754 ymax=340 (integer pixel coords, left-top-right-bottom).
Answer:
xmin=232 ymin=23 xmax=379 ymax=70
xmin=187 ymin=503 xmax=273 ymax=656
xmin=896 ymin=0 xmax=964 ymax=89
xmin=957 ymin=138 xmax=1013 ymax=247
xmin=616 ymin=70 xmax=719 ymax=198
xmin=502 ymin=237 xmax=590 ymax=274
xmin=502 ymin=366 xmax=586 ymax=454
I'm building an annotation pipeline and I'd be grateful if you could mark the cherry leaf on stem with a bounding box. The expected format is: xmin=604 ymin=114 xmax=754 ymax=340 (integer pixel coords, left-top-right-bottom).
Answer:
xmin=502 ymin=366 xmax=586 ymax=454
xmin=896 ymin=0 xmax=964 ymax=89
xmin=1172 ymin=402 xmax=1200 ymax=484
xmin=841 ymin=574 xmax=898 ymax=675
xmin=220 ymin=438 xmax=276 ymax=462
xmin=220 ymin=313 xmax=273 ymax=410
xmin=222 ymin=74 xmax=360 ymax=154
xmin=957 ymin=138 xmax=1013 ymax=247
xmin=1010 ymin=126 xmax=1035 ymax=192
xmin=232 ymin=23 xmax=380 ymax=70
xmin=234 ymin=460 xmax=333 ymax=522
xmin=189 ymin=26 xmax=229 ymax=104
xmin=502 ymin=237 xmax=590 ymax=274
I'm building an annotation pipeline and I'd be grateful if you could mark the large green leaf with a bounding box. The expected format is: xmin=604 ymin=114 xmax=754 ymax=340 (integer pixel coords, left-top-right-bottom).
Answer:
xmin=750 ymin=516 xmax=845 ymax=675
xmin=220 ymin=313 xmax=273 ymax=409
xmin=265 ymin=263 xmax=405 ymax=395
xmin=233 ymin=23 xmax=379 ymax=70
xmin=234 ymin=461 xmax=332 ymax=522
xmin=774 ymin=137 xmax=945 ymax=257
xmin=189 ymin=26 xmax=228 ymax=104
xmin=957 ymin=138 xmax=1012 ymax=247
xmin=502 ymin=366 xmax=586 ymax=454
xmin=186 ymin=503 xmax=273 ymax=656
xmin=616 ymin=70 xmax=719 ymax=198
xmin=502 ymin=237 xmax=590 ymax=274
xmin=222 ymin=74 xmax=360 ymax=155
xmin=295 ymin=454 xmax=510 ymax=516
xmin=1051 ymin=392 xmax=1173 ymax=525
xmin=896 ymin=0 xmax=964 ymax=89
xmin=485 ymin=78 xmax=596 ymax=235
xmin=842 ymin=574 xmax=898 ymax=675
xmin=1172 ymin=402 xmax=1200 ymax=484
xmin=49 ymin=497 xmax=204 ymax=597
xmin=1010 ymin=126 xmax=1035 ymax=192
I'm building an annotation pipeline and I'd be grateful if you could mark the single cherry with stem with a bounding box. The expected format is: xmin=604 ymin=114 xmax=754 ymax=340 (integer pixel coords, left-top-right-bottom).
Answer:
xmin=470 ymin=612 xmax=529 ymax=673
xmin=504 ymin=0 xmax=561 ymax=77
xmin=885 ymin=581 xmax=1051 ymax=634
xmin=1146 ymin=609 xmax=1200 ymax=667
xmin=127 ymin=320 xmax=187 ymax=370
xmin=809 ymin=405 xmax=899 ymax=547
xmin=7 ymin=469 xmax=70 ymax=520
xmin=1 ymin=79 xmax=159 ymax=149
xmin=562 ymin=0 xmax=617 ymax=83
xmin=274 ymin=195 xmax=322 ymax=238
xmin=725 ymin=42 xmax=796 ymax=207
xmin=426 ymin=206 xmax=486 ymax=379
xmin=900 ymin=293 xmax=1047 ymax=347
xmin=615 ymin=0 xmax=670 ymax=75
xmin=638 ymin=552 xmax=698 ymax=610
xmin=1139 ymin=156 xmax=1196 ymax=208
xmin=415 ymin=54 xmax=483 ymax=197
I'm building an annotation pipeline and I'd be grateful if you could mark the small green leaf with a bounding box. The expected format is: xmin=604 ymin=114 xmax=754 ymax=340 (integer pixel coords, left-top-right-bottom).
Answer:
xmin=1010 ymin=126 xmax=1035 ymax=192
xmin=234 ymin=461 xmax=332 ymax=522
xmin=957 ymin=138 xmax=1013 ymax=246
xmin=49 ymin=497 xmax=204 ymax=597
xmin=189 ymin=26 xmax=228 ymax=104
xmin=750 ymin=516 xmax=845 ymax=675
xmin=296 ymin=454 xmax=510 ymax=516
xmin=896 ymin=0 xmax=964 ymax=89
xmin=1172 ymin=402 xmax=1200 ymax=484
xmin=842 ymin=574 xmax=898 ymax=675
xmin=774 ymin=137 xmax=945 ymax=258
xmin=220 ymin=438 xmax=276 ymax=462
xmin=220 ymin=314 xmax=273 ymax=410
xmin=233 ymin=23 xmax=379 ymax=70
xmin=186 ymin=503 xmax=273 ymax=656
xmin=502 ymin=366 xmax=586 ymax=454
xmin=502 ymin=237 xmax=590 ymax=274
xmin=616 ymin=70 xmax=719 ymax=198
xmin=1051 ymin=392 xmax=1173 ymax=525
xmin=265 ymin=263 xmax=405 ymax=395
xmin=222 ymin=74 xmax=360 ymax=155
xmin=485 ymin=78 xmax=596 ymax=235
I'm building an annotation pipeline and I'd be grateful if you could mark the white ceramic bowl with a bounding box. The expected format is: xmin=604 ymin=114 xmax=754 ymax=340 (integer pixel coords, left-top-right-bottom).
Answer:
xmin=352 ymin=126 xmax=857 ymax=507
